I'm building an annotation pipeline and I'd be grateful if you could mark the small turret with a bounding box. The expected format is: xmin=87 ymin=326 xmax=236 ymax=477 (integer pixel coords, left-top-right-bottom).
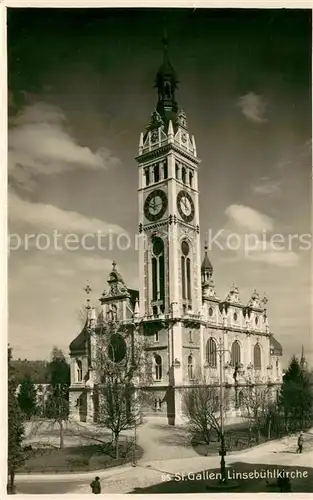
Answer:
xmin=201 ymin=242 xmax=213 ymax=284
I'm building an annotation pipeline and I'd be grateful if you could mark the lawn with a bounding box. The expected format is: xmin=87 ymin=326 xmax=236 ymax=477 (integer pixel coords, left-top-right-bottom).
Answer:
xmin=191 ymin=423 xmax=268 ymax=456
xmin=18 ymin=441 xmax=143 ymax=473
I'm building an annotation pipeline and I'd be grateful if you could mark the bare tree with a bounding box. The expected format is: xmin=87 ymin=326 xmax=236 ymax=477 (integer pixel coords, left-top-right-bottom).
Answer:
xmin=182 ymin=373 xmax=227 ymax=446
xmin=239 ymin=385 xmax=270 ymax=442
xmin=94 ymin=321 xmax=152 ymax=459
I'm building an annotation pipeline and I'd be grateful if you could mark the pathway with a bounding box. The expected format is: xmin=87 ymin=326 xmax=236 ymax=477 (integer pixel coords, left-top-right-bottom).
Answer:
xmin=15 ymin=424 xmax=313 ymax=494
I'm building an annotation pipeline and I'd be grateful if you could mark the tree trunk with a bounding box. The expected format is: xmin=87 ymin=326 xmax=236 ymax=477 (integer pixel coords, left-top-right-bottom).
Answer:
xmin=114 ymin=433 xmax=119 ymax=459
xmin=268 ymin=418 xmax=272 ymax=440
xmin=59 ymin=420 xmax=64 ymax=449
xmin=8 ymin=469 xmax=15 ymax=494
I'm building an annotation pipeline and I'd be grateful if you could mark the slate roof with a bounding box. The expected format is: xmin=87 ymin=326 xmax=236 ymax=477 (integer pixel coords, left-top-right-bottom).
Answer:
xmin=270 ymin=335 xmax=283 ymax=356
xmin=69 ymin=320 xmax=89 ymax=354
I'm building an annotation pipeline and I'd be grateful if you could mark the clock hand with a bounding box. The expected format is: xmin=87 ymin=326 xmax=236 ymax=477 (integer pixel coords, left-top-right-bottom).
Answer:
xmin=182 ymin=198 xmax=188 ymax=211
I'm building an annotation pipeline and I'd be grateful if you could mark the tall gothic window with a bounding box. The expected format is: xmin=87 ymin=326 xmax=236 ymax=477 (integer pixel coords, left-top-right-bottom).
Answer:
xmin=254 ymin=343 xmax=261 ymax=370
xmin=187 ymin=354 xmax=194 ymax=380
xmin=154 ymin=354 xmax=162 ymax=381
xmin=181 ymin=255 xmax=186 ymax=299
xmin=144 ymin=168 xmax=150 ymax=186
xmin=163 ymin=160 xmax=168 ymax=179
xmin=206 ymin=338 xmax=217 ymax=368
xmin=181 ymin=241 xmax=191 ymax=302
xmin=181 ymin=166 xmax=186 ymax=184
xmin=154 ymin=164 xmax=160 ymax=183
xmin=189 ymin=171 xmax=193 ymax=187
xmin=175 ymin=162 xmax=179 ymax=179
xmin=231 ymin=341 xmax=241 ymax=367
xmin=186 ymin=258 xmax=191 ymax=300
xmin=151 ymin=237 xmax=165 ymax=307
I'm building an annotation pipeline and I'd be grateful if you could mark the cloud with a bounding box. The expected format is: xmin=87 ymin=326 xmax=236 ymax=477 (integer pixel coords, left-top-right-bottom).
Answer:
xmin=225 ymin=204 xmax=274 ymax=233
xmin=9 ymin=191 xmax=126 ymax=235
xmin=246 ymin=246 xmax=299 ymax=267
xmin=8 ymin=102 xmax=120 ymax=190
xmin=222 ymin=204 xmax=300 ymax=268
xmin=237 ymin=92 xmax=267 ymax=123
xmin=252 ymin=177 xmax=281 ymax=196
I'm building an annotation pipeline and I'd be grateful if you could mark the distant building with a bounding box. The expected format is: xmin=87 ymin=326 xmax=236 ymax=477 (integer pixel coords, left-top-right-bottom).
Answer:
xmin=16 ymin=383 xmax=51 ymax=411
xmin=69 ymin=38 xmax=283 ymax=425
xmin=300 ymin=345 xmax=308 ymax=371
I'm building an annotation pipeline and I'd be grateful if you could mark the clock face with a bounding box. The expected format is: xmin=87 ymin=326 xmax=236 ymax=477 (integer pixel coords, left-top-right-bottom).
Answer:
xmin=177 ymin=190 xmax=195 ymax=223
xmin=144 ymin=189 xmax=168 ymax=222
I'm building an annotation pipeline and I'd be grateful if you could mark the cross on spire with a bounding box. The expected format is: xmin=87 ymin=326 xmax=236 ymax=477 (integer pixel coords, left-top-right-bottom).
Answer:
xmin=84 ymin=281 xmax=92 ymax=308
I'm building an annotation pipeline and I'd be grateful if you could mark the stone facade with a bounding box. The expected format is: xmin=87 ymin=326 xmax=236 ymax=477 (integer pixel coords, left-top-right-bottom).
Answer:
xmin=68 ymin=41 xmax=283 ymax=425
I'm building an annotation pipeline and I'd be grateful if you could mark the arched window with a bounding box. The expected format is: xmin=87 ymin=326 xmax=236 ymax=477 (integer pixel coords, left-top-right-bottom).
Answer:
xmin=163 ymin=160 xmax=168 ymax=180
xmin=276 ymin=359 xmax=279 ymax=377
xmin=206 ymin=338 xmax=217 ymax=368
xmin=181 ymin=255 xmax=186 ymax=299
xmin=189 ymin=171 xmax=193 ymax=187
xmin=76 ymin=359 xmax=83 ymax=382
xmin=181 ymin=166 xmax=186 ymax=184
xmin=188 ymin=354 xmax=194 ymax=380
xmin=144 ymin=168 xmax=150 ymax=186
xmin=181 ymin=241 xmax=191 ymax=302
xmin=151 ymin=237 xmax=165 ymax=309
xmin=154 ymin=354 xmax=162 ymax=381
xmin=175 ymin=162 xmax=179 ymax=179
xmin=254 ymin=343 xmax=261 ymax=370
xmin=186 ymin=258 xmax=191 ymax=300
xmin=231 ymin=341 xmax=241 ymax=367
xmin=153 ymin=164 xmax=160 ymax=183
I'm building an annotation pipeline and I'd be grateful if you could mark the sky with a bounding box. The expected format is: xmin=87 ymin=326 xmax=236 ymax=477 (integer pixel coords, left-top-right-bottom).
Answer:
xmin=7 ymin=8 xmax=312 ymax=366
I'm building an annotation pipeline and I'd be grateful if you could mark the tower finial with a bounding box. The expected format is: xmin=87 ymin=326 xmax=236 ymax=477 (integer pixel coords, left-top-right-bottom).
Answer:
xmin=154 ymin=30 xmax=178 ymax=122
xmin=84 ymin=281 xmax=92 ymax=309
xmin=162 ymin=26 xmax=168 ymax=50
xmin=112 ymin=260 xmax=117 ymax=271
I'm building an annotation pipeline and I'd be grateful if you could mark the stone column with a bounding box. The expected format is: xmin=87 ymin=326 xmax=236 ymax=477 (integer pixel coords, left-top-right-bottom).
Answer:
xmin=86 ymin=390 xmax=94 ymax=424
xmin=69 ymin=390 xmax=80 ymax=421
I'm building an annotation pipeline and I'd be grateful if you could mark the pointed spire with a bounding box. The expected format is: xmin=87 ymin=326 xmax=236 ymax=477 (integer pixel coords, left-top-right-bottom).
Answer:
xmin=201 ymin=240 xmax=213 ymax=284
xmin=300 ymin=345 xmax=307 ymax=370
xmin=139 ymin=132 xmax=144 ymax=154
xmin=155 ymin=32 xmax=179 ymax=123
xmin=168 ymin=119 xmax=174 ymax=142
xmin=133 ymin=297 xmax=140 ymax=320
xmin=192 ymin=135 xmax=197 ymax=156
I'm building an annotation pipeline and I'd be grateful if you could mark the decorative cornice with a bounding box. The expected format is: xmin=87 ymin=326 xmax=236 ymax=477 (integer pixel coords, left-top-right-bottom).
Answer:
xmin=145 ymin=344 xmax=168 ymax=351
xmin=135 ymin=142 xmax=201 ymax=165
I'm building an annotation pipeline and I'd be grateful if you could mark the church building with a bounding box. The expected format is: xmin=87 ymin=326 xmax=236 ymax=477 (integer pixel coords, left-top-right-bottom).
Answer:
xmin=69 ymin=39 xmax=283 ymax=425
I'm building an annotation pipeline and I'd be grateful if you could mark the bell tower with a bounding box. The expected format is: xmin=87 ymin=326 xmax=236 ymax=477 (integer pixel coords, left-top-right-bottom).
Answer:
xmin=135 ymin=37 xmax=203 ymax=424
xmin=136 ymin=35 xmax=202 ymax=319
